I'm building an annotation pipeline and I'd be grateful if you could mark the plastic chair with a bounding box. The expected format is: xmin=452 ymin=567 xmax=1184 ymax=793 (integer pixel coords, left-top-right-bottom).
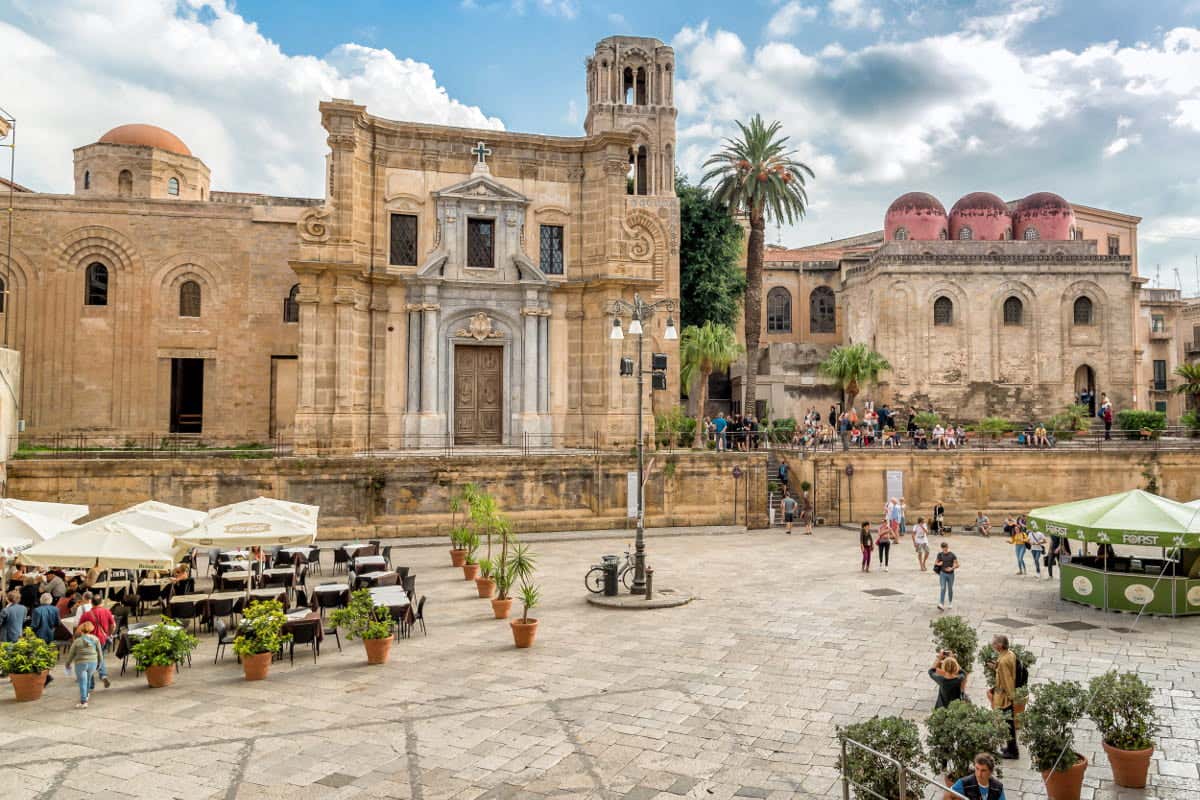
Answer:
xmin=414 ymin=596 xmax=426 ymax=636
xmin=287 ymin=619 xmax=320 ymax=664
xmin=213 ymin=619 xmax=237 ymax=663
xmin=332 ymin=548 xmax=349 ymax=574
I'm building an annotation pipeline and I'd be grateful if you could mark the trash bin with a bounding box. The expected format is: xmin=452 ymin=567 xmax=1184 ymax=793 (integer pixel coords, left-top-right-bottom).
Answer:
xmin=601 ymin=557 xmax=619 ymax=596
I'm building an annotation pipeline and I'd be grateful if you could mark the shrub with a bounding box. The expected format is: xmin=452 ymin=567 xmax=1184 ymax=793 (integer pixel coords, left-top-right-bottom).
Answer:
xmin=331 ymin=589 xmax=394 ymax=641
xmin=914 ymin=411 xmax=941 ymax=429
xmin=1182 ymin=410 xmax=1200 ymax=435
xmin=973 ymin=417 xmax=1012 ymax=437
xmin=655 ymin=406 xmax=696 ymax=447
xmin=767 ymin=417 xmax=797 ymax=443
xmin=975 ymin=642 xmax=1038 ymax=689
xmin=1021 ymin=680 xmax=1088 ymax=772
xmin=926 ymin=700 xmax=1009 ymax=779
xmin=838 ymin=716 xmax=925 ymax=800
xmin=130 ymin=617 xmax=199 ymax=669
xmin=1087 ymin=671 xmax=1159 ymax=751
xmin=1116 ymin=410 xmax=1165 ymax=438
xmin=930 ymin=616 xmax=978 ymax=675
xmin=0 ymin=628 xmax=57 ymax=674
xmin=232 ymin=600 xmax=290 ymax=657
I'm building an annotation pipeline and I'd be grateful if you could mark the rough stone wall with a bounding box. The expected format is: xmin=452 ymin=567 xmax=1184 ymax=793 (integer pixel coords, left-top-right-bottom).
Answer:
xmin=6 ymin=451 xmax=768 ymax=536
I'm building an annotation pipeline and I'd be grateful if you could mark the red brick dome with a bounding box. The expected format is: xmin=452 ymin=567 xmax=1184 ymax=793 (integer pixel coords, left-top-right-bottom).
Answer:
xmin=884 ymin=192 xmax=947 ymax=241
xmin=949 ymin=192 xmax=1012 ymax=241
xmin=98 ymin=124 xmax=192 ymax=157
xmin=1012 ymin=192 xmax=1074 ymax=241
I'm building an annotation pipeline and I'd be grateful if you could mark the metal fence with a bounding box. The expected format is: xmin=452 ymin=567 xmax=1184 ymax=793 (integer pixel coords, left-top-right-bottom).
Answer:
xmin=840 ymin=737 xmax=968 ymax=800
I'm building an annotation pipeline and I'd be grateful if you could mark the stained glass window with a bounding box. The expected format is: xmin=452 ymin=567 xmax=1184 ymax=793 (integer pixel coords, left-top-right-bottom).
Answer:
xmin=468 ymin=218 xmax=494 ymax=268
xmin=389 ymin=214 xmax=418 ymax=266
xmin=539 ymin=224 xmax=564 ymax=275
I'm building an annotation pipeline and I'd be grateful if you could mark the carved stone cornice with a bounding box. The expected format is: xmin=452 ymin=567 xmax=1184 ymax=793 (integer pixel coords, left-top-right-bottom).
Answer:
xmin=520 ymin=307 xmax=552 ymax=317
xmin=327 ymin=133 xmax=357 ymax=151
xmin=421 ymin=154 xmax=440 ymax=171
xmin=404 ymin=303 xmax=441 ymax=312
xmin=567 ymin=166 xmax=586 ymax=181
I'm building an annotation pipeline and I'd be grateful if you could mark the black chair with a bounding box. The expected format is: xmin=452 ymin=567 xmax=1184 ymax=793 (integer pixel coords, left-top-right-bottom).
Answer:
xmin=262 ymin=571 xmax=292 ymax=590
xmin=395 ymin=565 xmax=410 ymax=580
xmin=413 ymin=596 xmax=426 ymax=636
xmin=381 ymin=546 xmax=393 ymax=567
xmin=315 ymin=587 xmax=349 ymax=618
xmin=294 ymin=588 xmax=308 ymax=609
xmin=287 ymin=619 xmax=320 ymax=664
xmin=208 ymin=597 xmax=237 ymax=628
xmin=274 ymin=549 xmax=295 ymax=568
xmin=115 ymin=630 xmax=133 ymax=675
xmin=402 ymin=574 xmax=415 ymax=600
xmin=322 ymin=618 xmax=342 ymax=652
xmin=171 ymin=600 xmax=202 ymax=634
xmin=307 ymin=546 xmax=322 ymax=575
xmin=332 ymin=548 xmax=349 ymax=574
xmin=136 ymin=583 xmax=164 ymax=617
xmin=213 ymin=618 xmax=237 ymax=663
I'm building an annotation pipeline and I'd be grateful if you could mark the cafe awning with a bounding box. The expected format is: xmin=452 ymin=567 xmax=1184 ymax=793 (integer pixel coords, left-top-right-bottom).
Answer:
xmin=0 ymin=507 xmax=79 ymax=554
xmin=175 ymin=505 xmax=317 ymax=550
xmin=21 ymin=519 xmax=178 ymax=571
xmin=1027 ymin=489 xmax=1200 ymax=549
xmin=0 ymin=497 xmax=89 ymax=523
xmin=95 ymin=500 xmax=206 ymax=535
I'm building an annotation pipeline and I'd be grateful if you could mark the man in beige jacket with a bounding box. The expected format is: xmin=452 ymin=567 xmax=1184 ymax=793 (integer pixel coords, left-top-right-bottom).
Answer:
xmin=987 ymin=634 xmax=1019 ymax=759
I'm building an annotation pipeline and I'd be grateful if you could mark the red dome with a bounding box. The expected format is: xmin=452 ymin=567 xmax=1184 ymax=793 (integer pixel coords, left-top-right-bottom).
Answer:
xmin=884 ymin=192 xmax=947 ymax=241
xmin=1012 ymin=192 xmax=1074 ymax=241
xmin=98 ymin=124 xmax=192 ymax=156
xmin=949 ymin=192 xmax=1012 ymax=241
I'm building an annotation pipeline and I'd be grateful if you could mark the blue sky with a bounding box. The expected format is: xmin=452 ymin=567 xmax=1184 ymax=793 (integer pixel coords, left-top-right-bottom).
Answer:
xmin=4 ymin=0 xmax=1200 ymax=292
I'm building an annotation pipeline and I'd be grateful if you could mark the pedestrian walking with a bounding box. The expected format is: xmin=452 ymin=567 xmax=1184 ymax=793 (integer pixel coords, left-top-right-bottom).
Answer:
xmin=897 ymin=498 xmax=908 ymax=535
xmin=777 ymin=457 xmax=790 ymax=490
xmin=1100 ymin=394 xmax=1113 ymax=440
xmin=30 ymin=593 xmax=60 ymax=644
xmin=934 ymin=541 xmax=958 ymax=611
xmin=929 ymin=649 xmax=966 ymax=709
xmin=801 ymin=492 xmax=814 ymax=535
xmin=950 ymin=754 xmax=1007 ymax=800
xmin=911 ymin=517 xmax=931 ymax=571
xmin=64 ymin=621 xmax=106 ymax=709
xmin=1027 ymin=527 xmax=1047 ymax=578
xmin=0 ymin=590 xmax=28 ymax=643
xmin=1009 ymin=523 xmax=1029 ymax=575
xmin=986 ymin=635 xmax=1020 ymax=759
xmin=931 ymin=501 xmax=946 ymax=536
xmin=859 ymin=522 xmax=874 ymax=573
xmin=1047 ymin=533 xmax=1070 ymax=579
xmin=781 ymin=491 xmax=798 ymax=535
xmin=876 ymin=519 xmax=895 ymax=572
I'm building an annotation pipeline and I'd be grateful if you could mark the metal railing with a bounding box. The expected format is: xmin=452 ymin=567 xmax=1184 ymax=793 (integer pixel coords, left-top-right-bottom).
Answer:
xmin=840 ymin=737 xmax=967 ymax=800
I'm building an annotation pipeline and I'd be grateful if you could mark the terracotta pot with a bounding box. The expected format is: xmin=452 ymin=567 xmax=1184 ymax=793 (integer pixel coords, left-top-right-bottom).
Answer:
xmin=462 ymin=563 xmax=480 ymax=581
xmin=241 ymin=651 xmax=272 ymax=681
xmin=145 ymin=664 xmax=176 ymax=688
xmin=511 ymin=618 xmax=539 ymax=648
xmin=1041 ymin=754 xmax=1087 ymax=800
xmin=1103 ymin=742 xmax=1153 ymax=789
xmin=491 ymin=597 xmax=513 ymax=619
xmin=475 ymin=577 xmax=496 ymax=598
xmin=363 ymin=635 xmax=394 ymax=665
xmin=1012 ymin=701 xmax=1026 ymax=729
xmin=450 ymin=548 xmax=466 ymax=567
xmin=9 ymin=672 xmax=47 ymax=702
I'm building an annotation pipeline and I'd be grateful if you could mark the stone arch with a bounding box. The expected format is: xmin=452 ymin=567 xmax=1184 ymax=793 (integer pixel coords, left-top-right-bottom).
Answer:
xmin=154 ymin=256 xmax=223 ymax=319
xmin=1062 ymin=279 xmax=1107 ymax=333
xmin=623 ymin=208 xmax=668 ymax=289
xmin=56 ymin=225 xmax=141 ymax=303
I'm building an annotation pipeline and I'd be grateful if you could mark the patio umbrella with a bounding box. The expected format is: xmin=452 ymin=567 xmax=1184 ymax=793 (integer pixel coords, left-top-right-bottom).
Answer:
xmin=1027 ymin=489 xmax=1200 ymax=549
xmin=0 ymin=497 xmax=89 ymax=523
xmin=95 ymin=500 xmax=205 ymax=535
xmin=206 ymin=496 xmax=319 ymax=527
xmin=175 ymin=506 xmax=317 ymax=549
xmin=21 ymin=519 xmax=179 ymax=571
xmin=0 ymin=506 xmax=80 ymax=553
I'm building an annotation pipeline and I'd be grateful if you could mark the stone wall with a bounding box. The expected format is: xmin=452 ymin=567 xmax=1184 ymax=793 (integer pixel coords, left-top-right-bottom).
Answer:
xmin=6 ymin=451 xmax=768 ymax=537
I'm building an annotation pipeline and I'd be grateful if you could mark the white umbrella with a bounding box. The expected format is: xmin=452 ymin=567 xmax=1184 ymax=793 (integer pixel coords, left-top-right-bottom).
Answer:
xmin=176 ymin=507 xmax=316 ymax=549
xmin=21 ymin=519 xmax=178 ymax=571
xmin=95 ymin=500 xmax=205 ymax=535
xmin=0 ymin=497 xmax=89 ymax=523
xmin=0 ymin=506 xmax=79 ymax=553
xmin=207 ymin=496 xmax=319 ymax=527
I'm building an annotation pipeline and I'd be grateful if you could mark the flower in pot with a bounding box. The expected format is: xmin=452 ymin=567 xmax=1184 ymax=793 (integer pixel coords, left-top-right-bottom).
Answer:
xmin=925 ymin=700 xmax=1008 ymax=793
xmin=1087 ymin=670 xmax=1159 ymax=788
xmin=1021 ymin=679 xmax=1089 ymax=800
xmin=494 ymin=542 xmax=534 ymax=620
xmin=475 ymin=557 xmax=496 ymax=599
xmin=331 ymin=588 xmax=396 ymax=665
xmin=461 ymin=530 xmax=481 ymax=581
xmin=232 ymin=600 xmax=290 ymax=681
xmin=511 ymin=582 xmax=540 ymax=648
xmin=0 ymin=628 xmax=57 ymax=702
xmin=838 ymin=716 xmax=925 ymax=800
xmin=930 ymin=616 xmax=978 ymax=676
xmin=130 ymin=616 xmax=198 ymax=688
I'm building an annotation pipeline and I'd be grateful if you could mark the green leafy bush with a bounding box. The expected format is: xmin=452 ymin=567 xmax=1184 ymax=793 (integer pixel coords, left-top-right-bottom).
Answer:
xmin=130 ymin=616 xmax=199 ymax=669
xmin=655 ymin=406 xmax=697 ymax=448
xmin=926 ymin=700 xmax=1008 ymax=779
xmin=1021 ymin=680 xmax=1088 ymax=772
xmin=913 ymin=411 xmax=941 ymax=429
xmin=331 ymin=589 xmax=394 ymax=641
xmin=1116 ymin=410 xmax=1166 ymax=438
xmin=0 ymin=628 xmax=57 ymax=674
xmin=766 ymin=417 xmax=797 ymax=443
xmin=976 ymin=642 xmax=1038 ymax=689
xmin=838 ymin=716 xmax=925 ymax=800
xmin=1182 ymin=410 xmax=1200 ymax=435
xmin=1087 ymin=671 xmax=1158 ymax=751
xmin=972 ymin=417 xmax=1013 ymax=437
xmin=930 ymin=616 xmax=978 ymax=675
xmin=232 ymin=600 xmax=291 ymax=657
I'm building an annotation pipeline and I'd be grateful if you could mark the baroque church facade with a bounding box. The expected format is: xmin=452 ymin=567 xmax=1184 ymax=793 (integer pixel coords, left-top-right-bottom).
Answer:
xmin=1 ymin=36 xmax=680 ymax=453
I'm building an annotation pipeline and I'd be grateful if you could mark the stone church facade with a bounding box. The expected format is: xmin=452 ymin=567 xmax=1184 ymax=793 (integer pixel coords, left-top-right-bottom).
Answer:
xmin=1 ymin=36 xmax=680 ymax=453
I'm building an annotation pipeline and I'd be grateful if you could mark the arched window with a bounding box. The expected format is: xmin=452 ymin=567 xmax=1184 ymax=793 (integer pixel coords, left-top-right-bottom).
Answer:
xmin=118 ymin=169 xmax=132 ymax=197
xmin=810 ymin=286 xmax=835 ymax=333
xmin=933 ymin=296 xmax=953 ymax=326
xmin=635 ymin=145 xmax=648 ymax=196
xmin=179 ymin=280 xmax=201 ymax=317
xmin=623 ymin=67 xmax=635 ymax=104
xmin=1003 ymin=296 xmax=1023 ymax=326
xmin=85 ymin=263 xmax=109 ymax=306
xmin=893 ymin=227 xmax=908 ymax=241
xmin=167 ymin=177 xmax=180 ymax=196
xmin=636 ymin=66 xmax=647 ymax=104
xmin=283 ymin=283 xmax=300 ymax=323
xmin=766 ymin=288 xmax=792 ymax=333
xmin=1073 ymin=296 xmax=1093 ymax=325
xmin=958 ymin=226 xmax=973 ymax=240
xmin=83 ymin=171 xmax=90 ymax=190
xmin=1023 ymin=226 xmax=1039 ymax=240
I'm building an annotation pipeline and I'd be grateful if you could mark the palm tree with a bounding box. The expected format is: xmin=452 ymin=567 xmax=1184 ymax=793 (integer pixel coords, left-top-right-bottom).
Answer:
xmin=1173 ymin=362 xmax=1200 ymax=410
xmin=680 ymin=322 xmax=744 ymax=448
xmin=702 ymin=115 xmax=813 ymax=416
xmin=818 ymin=343 xmax=891 ymax=408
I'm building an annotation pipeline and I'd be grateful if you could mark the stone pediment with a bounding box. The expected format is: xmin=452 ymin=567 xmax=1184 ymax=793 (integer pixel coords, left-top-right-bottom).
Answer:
xmin=433 ymin=173 xmax=528 ymax=205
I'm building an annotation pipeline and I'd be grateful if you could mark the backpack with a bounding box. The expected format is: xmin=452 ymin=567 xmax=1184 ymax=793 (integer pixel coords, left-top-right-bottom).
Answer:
xmin=1103 ymin=407 xmax=1113 ymax=423
xmin=1014 ymin=657 xmax=1029 ymax=689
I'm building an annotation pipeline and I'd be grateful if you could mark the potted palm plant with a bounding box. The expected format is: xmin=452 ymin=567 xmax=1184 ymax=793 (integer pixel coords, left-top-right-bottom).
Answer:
xmin=475 ymin=557 xmax=496 ymax=598
xmin=1087 ymin=671 xmax=1159 ymax=788
xmin=837 ymin=716 xmax=925 ymax=800
xmin=232 ymin=599 xmax=290 ymax=681
xmin=130 ymin=616 xmax=198 ymax=688
xmin=0 ymin=628 xmax=56 ymax=702
xmin=448 ymin=525 xmax=470 ymax=567
xmin=331 ymin=588 xmax=396 ymax=665
xmin=494 ymin=543 xmax=534 ymax=619
xmin=511 ymin=581 xmax=540 ymax=648
xmin=925 ymin=700 xmax=1008 ymax=796
xmin=461 ymin=529 xmax=480 ymax=581
xmin=1021 ymin=680 xmax=1089 ymax=800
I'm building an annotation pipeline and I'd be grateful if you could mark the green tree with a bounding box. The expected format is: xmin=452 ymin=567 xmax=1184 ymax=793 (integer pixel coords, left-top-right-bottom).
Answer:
xmin=702 ymin=116 xmax=814 ymax=413
xmin=676 ymin=174 xmax=745 ymax=329
xmin=1173 ymin=362 xmax=1200 ymax=410
xmin=818 ymin=343 xmax=891 ymax=408
xmin=679 ymin=322 xmax=744 ymax=447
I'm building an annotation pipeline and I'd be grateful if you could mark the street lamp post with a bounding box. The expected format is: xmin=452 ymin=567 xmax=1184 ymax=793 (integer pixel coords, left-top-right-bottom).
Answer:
xmin=610 ymin=292 xmax=677 ymax=594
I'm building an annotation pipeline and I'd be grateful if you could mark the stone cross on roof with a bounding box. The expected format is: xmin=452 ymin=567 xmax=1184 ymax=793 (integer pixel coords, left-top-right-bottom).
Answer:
xmin=472 ymin=141 xmax=492 ymax=166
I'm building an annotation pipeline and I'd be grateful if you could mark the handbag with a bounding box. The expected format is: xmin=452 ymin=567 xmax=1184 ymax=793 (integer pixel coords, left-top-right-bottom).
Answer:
xmin=933 ymin=562 xmax=942 ymax=574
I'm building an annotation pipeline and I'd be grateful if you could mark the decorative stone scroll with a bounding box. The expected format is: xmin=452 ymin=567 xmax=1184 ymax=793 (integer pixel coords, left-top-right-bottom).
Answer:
xmin=454 ymin=312 xmax=504 ymax=341
xmin=298 ymin=207 xmax=331 ymax=243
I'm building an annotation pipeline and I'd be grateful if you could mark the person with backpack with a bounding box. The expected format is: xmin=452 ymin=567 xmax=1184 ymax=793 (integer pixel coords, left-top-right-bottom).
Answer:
xmin=777 ymin=458 xmax=790 ymax=491
xmin=987 ymin=635 xmax=1020 ymax=759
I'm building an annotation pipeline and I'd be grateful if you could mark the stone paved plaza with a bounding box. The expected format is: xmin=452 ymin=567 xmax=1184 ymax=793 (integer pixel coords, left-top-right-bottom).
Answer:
xmin=2 ymin=527 xmax=1198 ymax=800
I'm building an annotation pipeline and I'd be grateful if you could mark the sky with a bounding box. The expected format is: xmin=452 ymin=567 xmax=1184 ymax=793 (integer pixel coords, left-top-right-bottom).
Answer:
xmin=3 ymin=0 xmax=1200 ymax=293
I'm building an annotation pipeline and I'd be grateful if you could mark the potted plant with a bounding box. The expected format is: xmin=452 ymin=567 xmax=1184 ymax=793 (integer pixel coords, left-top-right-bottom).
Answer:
xmin=1021 ymin=680 xmax=1089 ymax=800
xmin=1087 ymin=671 xmax=1159 ymax=788
xmin=838 ymin=716 xmax=925 ymax=800
xmin=976 ymin=642 xmax=1037 ymax=721
xmin=925 ymin=700 xmax=1008 ymax=795
xmin=475 ymin=557 xmax=496 ymax=598
xmin=130 ymin=616 xmax=198 ymax=688
xmin=511 ymin=582 xmax=540 ymax=648
xmin=448 ymin=525 xmax=470 ymax=567
xmin=461 ymin=529 xmax=481 ymax=581
xmin=232 ymin=599 xmax=290 ymax=681
xmin=0 ymin=628 xmax=56 ymax=702
xmin=930 ymin=616 xmax=978 ymax=676
xmin=331 ymin=588 xmax=396 ymax=665
xmin=494 ymin=542 xmax=534 ymax=619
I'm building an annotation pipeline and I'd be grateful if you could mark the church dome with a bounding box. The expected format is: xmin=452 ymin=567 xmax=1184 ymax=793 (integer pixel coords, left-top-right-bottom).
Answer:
xmin=948 ymin=192 xmax=1012 ymax=240
xmin=98 ymin=124 xmax=192 ymax=157
xmin=884 ymin=192 xmax=947 ymax=241
xmin=1012 ymin=191 xmax=1074 ymax=241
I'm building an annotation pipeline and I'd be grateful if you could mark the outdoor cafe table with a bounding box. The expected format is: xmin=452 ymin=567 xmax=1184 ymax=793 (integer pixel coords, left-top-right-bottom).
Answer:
xmin=220 ymin=550 xmax=251 ymax=560
xmin=248 ymin=587 xmax=288 ymax=601
xmin=90 ymin=579 xmax=133 ymax=599
xmin=279 ymin=546 xmax=313 ymax=556
xmin=354 ymin=555 xmax=386 ymax=572
xmin=368 ymin=585 xmax=411 ymax=623
xmin=341 ymin=543 xmax=370 ymax=557
xmin=128 ymin=622 xmax=183 ymax=640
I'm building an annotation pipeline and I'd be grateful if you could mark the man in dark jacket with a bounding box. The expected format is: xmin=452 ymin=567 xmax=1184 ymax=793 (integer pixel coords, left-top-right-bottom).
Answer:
xmin=950 ymin=753 xmax=1006 ymax=799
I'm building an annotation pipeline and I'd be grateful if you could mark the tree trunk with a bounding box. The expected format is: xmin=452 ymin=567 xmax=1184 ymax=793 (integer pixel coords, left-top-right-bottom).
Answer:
xmin=846 ymin=379 xmax=859 ymax=409
xmin=743 ymin=212 xmax=765 ymax=418
xmin=693 ymin=367 xmax=711 ymax=449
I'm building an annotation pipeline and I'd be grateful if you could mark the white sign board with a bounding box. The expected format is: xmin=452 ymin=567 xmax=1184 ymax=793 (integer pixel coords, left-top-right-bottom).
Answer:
xmin=627 ymin=472 xmax=638 ymax=519
xmin=885 ymin=470 xmax=904 ymax=503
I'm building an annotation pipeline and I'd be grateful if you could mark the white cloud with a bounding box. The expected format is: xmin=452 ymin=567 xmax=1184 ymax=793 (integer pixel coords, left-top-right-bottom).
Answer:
xmin=1103 ymin=135 xmax=1141 ymax=157
xmin=511 ymin=0 xmax=578 ymax=18
xmin=1142 ymin=215 xmax=1200 ymax=243
xmin=1 ymin=0 xmax=504 ymax=196
xmin=820 ymin=42 xmax=847 ymax=58
xmin=765 ymin=2 xmax=818 ymax=40
xmin=828 ymin=0 xmax=884 ymax=30
xmin=1116 ymin=115 xmax=1134 ymax=130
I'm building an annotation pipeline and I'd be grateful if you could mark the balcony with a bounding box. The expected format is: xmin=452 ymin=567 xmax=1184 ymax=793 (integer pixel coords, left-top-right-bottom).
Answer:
xmin=1149 ymin=327 xmax=1171 ymax=341
xmin=1187 ymin=340 xmax=1200 ymax=355
xmin=1142 ymin=287 xmax=1182 ymax=304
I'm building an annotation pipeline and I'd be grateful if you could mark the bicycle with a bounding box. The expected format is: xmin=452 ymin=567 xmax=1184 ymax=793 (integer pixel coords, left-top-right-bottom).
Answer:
xmin=584 ymin=545 xmax=634 ymax=593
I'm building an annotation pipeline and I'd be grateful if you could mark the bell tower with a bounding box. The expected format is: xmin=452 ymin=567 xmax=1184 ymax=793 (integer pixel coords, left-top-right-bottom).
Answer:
xmin=585 ymin=36 xmax=676 ymax=197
